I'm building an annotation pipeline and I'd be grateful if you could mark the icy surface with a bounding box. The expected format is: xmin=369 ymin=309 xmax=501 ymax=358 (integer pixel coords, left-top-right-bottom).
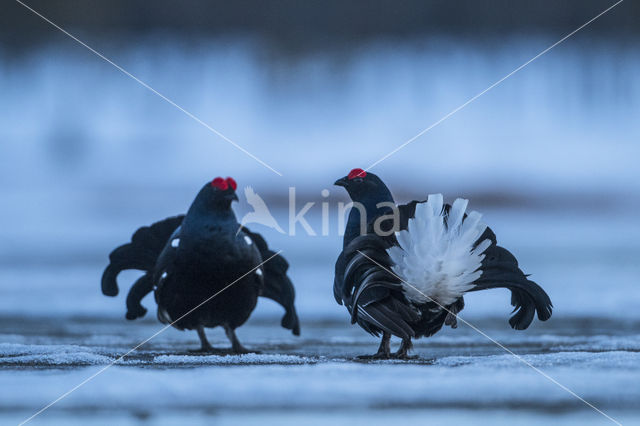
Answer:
xmin=2 ymin=317 xmax=640 ymax=425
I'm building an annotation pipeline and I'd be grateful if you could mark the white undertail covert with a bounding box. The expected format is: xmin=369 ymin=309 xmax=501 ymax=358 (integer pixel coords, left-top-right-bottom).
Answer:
xmin=387 ymin=194 xmax=492 ymax=306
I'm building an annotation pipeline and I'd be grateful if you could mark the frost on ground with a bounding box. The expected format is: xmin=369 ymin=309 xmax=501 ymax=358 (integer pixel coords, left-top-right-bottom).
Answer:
xmin=1 ymin=317 xmax=640 ymax=426
xmin=0 ymin=343 xmax=315 ymax=367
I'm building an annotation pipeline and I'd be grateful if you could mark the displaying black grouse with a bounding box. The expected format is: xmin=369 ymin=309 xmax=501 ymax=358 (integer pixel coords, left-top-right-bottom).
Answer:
xmin=334 ymin=168 xmax=552 ymax=359
xmin=102 ymin=177 xmax=300 ymax=353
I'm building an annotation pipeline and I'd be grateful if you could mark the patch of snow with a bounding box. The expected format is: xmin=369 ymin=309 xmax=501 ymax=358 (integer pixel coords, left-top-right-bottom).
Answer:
xmin=0 ymin=343 xmax=113 ymax=366
xmin=151 ymin=353 xmax=313 ymax=365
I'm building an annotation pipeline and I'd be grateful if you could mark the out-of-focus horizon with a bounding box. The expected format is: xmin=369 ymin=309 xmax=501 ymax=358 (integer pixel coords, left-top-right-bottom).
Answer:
xmin=2 ymin=0 xmax=639 ymax=259
xmin=2 ymin=1 xmax=639 ymax=197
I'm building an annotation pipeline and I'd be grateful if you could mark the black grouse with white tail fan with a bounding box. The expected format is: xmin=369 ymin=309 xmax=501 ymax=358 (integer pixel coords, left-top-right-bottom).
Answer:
xmin=333 ymin=168 xmax=552 ymax=359
xmin=101 ymin=177 xmax=300 ymax=353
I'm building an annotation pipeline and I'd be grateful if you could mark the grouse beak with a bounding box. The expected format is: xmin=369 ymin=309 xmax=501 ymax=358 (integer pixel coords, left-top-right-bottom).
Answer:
xmin=334 ymin=177 xmax=348 ymax=187
xmin=226 ymin=192 xmax=239 ymax=202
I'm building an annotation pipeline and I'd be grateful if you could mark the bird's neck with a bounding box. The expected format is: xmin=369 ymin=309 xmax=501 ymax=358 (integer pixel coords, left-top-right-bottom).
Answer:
xmin=182 ymin=201 xmax=238 ymax=236
xmin=343 ymin=191 xmax=395 ymax=247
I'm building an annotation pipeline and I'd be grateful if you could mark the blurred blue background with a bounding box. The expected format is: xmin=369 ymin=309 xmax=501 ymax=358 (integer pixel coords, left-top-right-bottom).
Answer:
xmin=1 ymin=0 xmax=638 ymax=320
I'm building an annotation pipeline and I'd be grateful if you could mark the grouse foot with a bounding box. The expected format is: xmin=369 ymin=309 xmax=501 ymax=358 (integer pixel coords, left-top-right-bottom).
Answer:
xmin=189 ymin=325 xmax=228 ymax=354
xmin=357 ymin=352 xmax=392 ymax=360
xmin=188 ymin=345 xmax=227 ymax=354
xmin=224 ymin=325 xmax=259 ymax=354
xmin=231 ymin=345 xmax=261 ymax=355
xmin=357 ymin=332 xmax=391 ymax=360
xmin=390 ymin=338 xmax=416 ymax=360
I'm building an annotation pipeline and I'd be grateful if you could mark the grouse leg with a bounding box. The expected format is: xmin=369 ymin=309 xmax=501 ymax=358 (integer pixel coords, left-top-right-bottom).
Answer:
xmin=392 ymin=338 xmax=416 ymax=360
xmin=444 ymin=297 xmax=464 ymax=329
xmin=224 ymin=325 xmax=256 ymax=354
xmin=190 ymin=325 xmax=223 ymax=353
xmin=357 ymin=332 xmax=391 ymax=359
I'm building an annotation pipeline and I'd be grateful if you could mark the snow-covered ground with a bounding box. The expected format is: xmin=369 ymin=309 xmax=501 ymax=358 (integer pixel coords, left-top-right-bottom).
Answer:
xmin=1 ymin=37 xmax=639 ymax=424
xmin=1 ymin=317 xmax=639 ymax=425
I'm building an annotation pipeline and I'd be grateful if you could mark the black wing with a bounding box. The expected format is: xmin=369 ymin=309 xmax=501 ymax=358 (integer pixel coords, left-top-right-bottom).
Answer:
xmin=101 ymin=215 xmax=184 ymax=320
xmin=242 ymin=227 xmax=300 ymax=336
xmin=333 ymin=202 xmax=427 ymax=340
xmin=336 ymin=233 xmax=420 ymax=340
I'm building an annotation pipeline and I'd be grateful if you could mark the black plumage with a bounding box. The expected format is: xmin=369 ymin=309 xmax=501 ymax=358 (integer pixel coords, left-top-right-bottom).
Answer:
xmin=333 ymin=169 xmax=552 ymax=359
xmin=101 ymin=177 xmax=300 ymax=352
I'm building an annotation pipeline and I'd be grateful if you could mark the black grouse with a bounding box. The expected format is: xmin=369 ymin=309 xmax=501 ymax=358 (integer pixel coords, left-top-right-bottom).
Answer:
xmin=333 ymin=168 xmax=552 ymax=359
xmin=102 ymin=177 xmax=300 ymax=353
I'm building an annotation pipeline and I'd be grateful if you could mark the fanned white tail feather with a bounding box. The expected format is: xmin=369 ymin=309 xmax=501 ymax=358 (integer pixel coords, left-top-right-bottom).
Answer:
xmin=387 ymin=194 xmax=491 ymax=306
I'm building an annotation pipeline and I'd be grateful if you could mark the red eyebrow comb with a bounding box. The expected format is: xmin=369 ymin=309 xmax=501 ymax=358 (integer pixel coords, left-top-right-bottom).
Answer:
xmin=211 ymin=177 xmax=228 ymax=190
xmin=226 ymin=177 xmax=237 ymax=191
xmin=348 ymin=168 xmax=367 ymax=179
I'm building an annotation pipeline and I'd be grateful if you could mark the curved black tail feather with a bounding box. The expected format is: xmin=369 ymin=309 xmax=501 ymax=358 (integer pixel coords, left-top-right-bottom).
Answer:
xmin=125 ymin=274 xmax=154 ymax=320
xmin=470 ymin=245 xmax=553 ymax=329
xmin=243 ymin=227 xmax=301 ymax=336
xmin=101 ymin=215 xmax=184 ymax=319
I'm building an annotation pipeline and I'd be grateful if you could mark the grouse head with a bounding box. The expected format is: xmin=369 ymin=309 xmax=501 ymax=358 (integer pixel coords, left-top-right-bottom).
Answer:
xmin=209 ymin=176 xmax=239 ymax=207
xmin=334 ymin=168 xmax=393 ymax=206
xmin=188 ymin=176 xmax=239 ymax=216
